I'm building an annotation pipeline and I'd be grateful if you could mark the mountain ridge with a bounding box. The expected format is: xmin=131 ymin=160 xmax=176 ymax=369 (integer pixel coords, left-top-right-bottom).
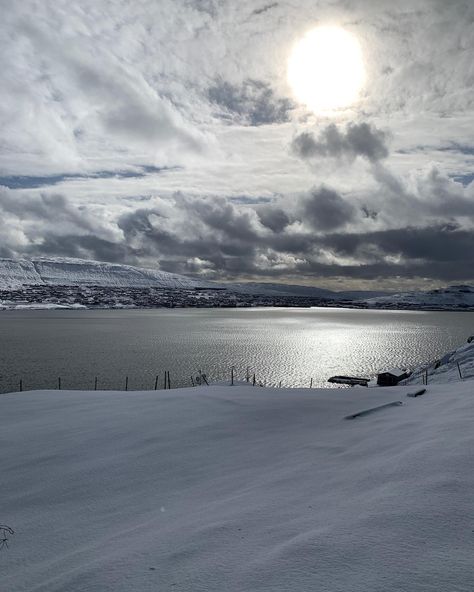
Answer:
xmin=0 ymin=257 xmax=219 ymax=290
xmin=0 ymin=257 xmax=472 ymax=309
xmin=365 ymin=284 xmax=474 ymax=309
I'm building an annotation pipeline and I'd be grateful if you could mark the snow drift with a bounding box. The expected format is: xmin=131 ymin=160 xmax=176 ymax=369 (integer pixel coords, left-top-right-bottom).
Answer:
xmin=2 ymin=379 xmax=474 ymax=591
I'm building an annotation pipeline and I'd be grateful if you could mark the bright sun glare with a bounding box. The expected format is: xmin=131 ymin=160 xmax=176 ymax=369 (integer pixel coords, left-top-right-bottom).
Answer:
xmin=287 ymin=26 xmax=366 ymax=113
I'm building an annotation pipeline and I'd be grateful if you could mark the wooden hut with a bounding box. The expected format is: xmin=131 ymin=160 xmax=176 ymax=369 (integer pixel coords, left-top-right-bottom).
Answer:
xmin=377 ymin=368 xmax=410 ymax=386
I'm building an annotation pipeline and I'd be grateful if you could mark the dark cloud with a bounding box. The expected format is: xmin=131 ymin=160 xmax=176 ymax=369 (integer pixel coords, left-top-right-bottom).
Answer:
xmin=257 ymin=205 xmax=291 ymax=233
xmin=292 ymin=123 xmax=389 ymax=163
xmin=179 ymin=194 xmax=261 ymax=241
xmin=0 ymin=187 xmax=127 ymax=264
xmin=1 ymin=184 xmax=474 ymax=286
xmin=322 ymin=223 xmax=474 ymax=266
xmin=301 ymin=187 xmax=355 ymax=231
xmin=117 ymin=198 xmax=259 ymax=263
xmin=208 ymin=78 xmax=293 ymax=126
xmin=27 ymin=234 xmax=135 ymax=264
xmin=0 ymin=190 xmax=95 ymax=232
xmin=116 ymin=202 xmax=474 ymax=282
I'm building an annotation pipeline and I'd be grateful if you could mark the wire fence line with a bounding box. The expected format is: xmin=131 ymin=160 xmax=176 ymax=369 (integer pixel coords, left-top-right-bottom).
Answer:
xmin=0 ymin=366 xmax=324 ymax=394
xmin=403 ymin=355 xmax=472 ymax=385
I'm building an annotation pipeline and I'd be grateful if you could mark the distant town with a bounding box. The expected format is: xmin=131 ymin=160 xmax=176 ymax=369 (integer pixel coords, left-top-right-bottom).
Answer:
xmin=0 ymin=284 xmax=346 ymax=309
xmin=1 ymin=283 xmax=474 ymax=311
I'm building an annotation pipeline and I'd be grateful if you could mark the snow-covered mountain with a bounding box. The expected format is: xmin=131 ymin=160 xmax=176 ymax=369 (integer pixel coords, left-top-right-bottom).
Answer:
xmin=0 ymin=257 xmax=219 ymax=290
xmin=365 ymin=285 xmax=474 ymax=309
xmin=0 ymin=257 xmax=386 ymax=300
xmin=226 ymin=282 xmax=388 ymax=301
xmin=2 ymin=257 xmax=471 ymax=311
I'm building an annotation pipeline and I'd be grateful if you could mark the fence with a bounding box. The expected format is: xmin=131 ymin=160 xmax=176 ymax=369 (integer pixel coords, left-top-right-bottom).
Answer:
xmin=414 ymin=357 xmax=470 ymax=385
xmin=2 ymin=366 xmax=324 ymax=394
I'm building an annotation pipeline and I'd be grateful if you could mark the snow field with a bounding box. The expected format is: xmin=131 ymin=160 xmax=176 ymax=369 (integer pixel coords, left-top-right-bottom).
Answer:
xmin=2 ymin=381 xmax=474 ymax=591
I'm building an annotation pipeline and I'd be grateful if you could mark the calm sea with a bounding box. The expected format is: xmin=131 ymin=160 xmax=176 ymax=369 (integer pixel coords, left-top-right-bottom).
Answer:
xmin=0 ymin=307 xmax=472 ymax=393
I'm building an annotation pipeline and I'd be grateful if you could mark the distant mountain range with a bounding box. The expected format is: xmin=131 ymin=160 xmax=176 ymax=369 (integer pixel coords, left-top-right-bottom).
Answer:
xmin=0 ymin=257 xmax=385 ymax=300
xmin=365 ymin=285 xmax=474 ymax=309
xmin=0 ymin=257 xmax=472 ymax=310
xmin=225 ymin=282 xmax=387 ymax=301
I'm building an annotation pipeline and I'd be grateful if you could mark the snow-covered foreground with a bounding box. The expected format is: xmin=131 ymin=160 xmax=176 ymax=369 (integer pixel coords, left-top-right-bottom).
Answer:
xmin=2 ymin=382 xmax=474 ymax=591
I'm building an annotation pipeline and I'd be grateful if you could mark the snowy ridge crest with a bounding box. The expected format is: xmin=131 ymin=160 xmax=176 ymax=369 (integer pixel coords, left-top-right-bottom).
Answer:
xmin=0 ymin=257 xmax=218 ymax=290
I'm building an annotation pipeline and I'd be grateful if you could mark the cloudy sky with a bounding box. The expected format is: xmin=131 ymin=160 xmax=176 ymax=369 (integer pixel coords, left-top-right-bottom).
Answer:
xmin=1 ymin=0 xmax=474 ymax=290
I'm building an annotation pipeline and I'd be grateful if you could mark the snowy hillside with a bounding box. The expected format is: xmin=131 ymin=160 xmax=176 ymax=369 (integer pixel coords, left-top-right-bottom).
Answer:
xmin=2 ymin=378 xmax=474 ymax=591
xmin=365 ymin=284 xmax=474 ymax=309
xmin=226 ymin=281 xmax=387 ymax=301
xmin=403 ymin=337 xmax=474 ymax=385
xmin=0 ymin=257 xmax=387 ymax=303
xmin=0 ymin=257 xmax=218 ymax=290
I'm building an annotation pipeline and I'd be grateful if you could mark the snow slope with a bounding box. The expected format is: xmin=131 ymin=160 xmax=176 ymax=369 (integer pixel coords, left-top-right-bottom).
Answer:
xmin=226 ymin=281 xmax=388 ymax=301
xmin=2 ymin=381 xmax=474 ymax=591
xmin=0 ymin=257 xmax=218 ymax=290
xmin=403 ymin=337 xmax=474 ymax=385
xmin=365 ymin=284 xmax=474 ymax=309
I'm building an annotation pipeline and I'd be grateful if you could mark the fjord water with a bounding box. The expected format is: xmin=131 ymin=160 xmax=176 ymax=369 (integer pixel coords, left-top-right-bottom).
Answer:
xmin=0 ymin=307 xmax=473 ymax=393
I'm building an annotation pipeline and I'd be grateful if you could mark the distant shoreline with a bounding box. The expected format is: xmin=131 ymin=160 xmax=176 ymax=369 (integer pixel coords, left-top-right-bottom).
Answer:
xmin=1 ymin=302 xmax=474 ymax=312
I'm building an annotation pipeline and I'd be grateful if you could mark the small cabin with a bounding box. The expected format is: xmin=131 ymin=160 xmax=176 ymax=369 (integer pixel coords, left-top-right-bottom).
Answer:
xmin=377 ymin=368 xmax=410 ymax=386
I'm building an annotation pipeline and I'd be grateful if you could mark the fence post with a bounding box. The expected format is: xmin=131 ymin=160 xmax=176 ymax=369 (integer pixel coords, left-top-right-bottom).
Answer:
xmin=19 ymin=379 xmax=23 ymax=392
xmin=167 ymin=371 xmax=171 ymax=390
xmin=425 ymin=369 xmax=428 ymax=385
xmin=310 ymin=378 xmax=313 ymax=388
xmin=58 ymin=377 xmax=61 ymax=390
xmin=94 ymin=376 xmax=98 ymax=391
xmin=154 ymin=375 xmax=159 ymax=390
xmin=125 ymin=376 xmax=128 ymax=391
xmin=457 ymin=361 xmax=463 ymax=379
xmin=231 ymin=366 xmax=234 ymax=386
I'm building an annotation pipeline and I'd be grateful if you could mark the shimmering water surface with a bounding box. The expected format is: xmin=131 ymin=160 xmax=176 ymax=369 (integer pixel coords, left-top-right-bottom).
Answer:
xmin=0 ymin=307 xmax=473 ymax=393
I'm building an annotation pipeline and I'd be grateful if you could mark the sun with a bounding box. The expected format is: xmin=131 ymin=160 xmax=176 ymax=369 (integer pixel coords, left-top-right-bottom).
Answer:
xmin=287 ymin=26 xmax=366 ymax=113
